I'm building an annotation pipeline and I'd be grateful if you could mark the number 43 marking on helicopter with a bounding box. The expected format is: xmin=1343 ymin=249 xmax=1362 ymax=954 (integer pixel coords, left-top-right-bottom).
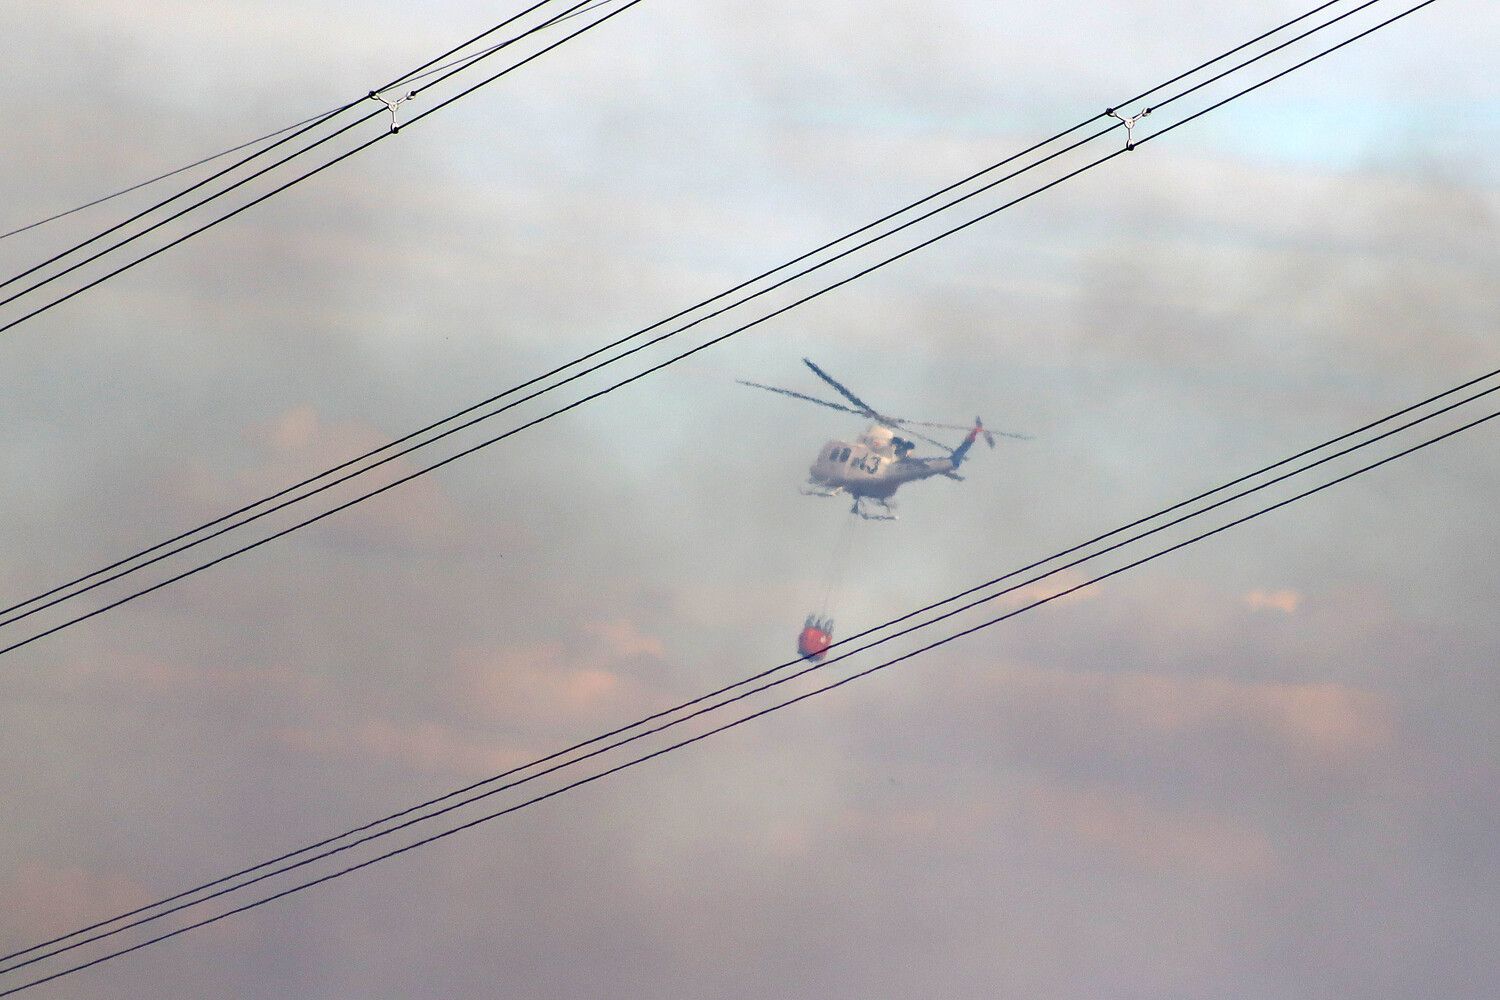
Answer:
xmin=739 ymin=358 xmax=1031 ymax=521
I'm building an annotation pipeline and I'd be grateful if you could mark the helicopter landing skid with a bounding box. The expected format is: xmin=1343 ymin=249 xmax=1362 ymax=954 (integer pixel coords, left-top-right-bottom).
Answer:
xmin=851 ymin=497 xmax=897 ymax=521
xmin=800 ymin=483 xmax=842 ymax=498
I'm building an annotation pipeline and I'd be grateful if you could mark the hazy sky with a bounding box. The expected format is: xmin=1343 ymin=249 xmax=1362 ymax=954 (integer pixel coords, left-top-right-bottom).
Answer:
xmin=1 ymin=1 xmax=1497 ymax=997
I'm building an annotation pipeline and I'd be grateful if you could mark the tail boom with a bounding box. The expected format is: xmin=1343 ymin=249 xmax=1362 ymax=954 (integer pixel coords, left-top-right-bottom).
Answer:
xmin=950 ymin=418 xmax=986 ymax=466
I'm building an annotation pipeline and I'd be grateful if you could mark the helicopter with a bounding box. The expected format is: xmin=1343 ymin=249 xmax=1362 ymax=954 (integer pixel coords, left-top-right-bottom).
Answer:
xmin=739 ymin=358 xmax=1029 ymax=521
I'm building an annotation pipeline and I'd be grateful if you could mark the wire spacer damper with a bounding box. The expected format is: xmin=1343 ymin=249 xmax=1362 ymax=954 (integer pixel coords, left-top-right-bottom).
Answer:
xmin=1106 ymin=105 xmax=1153 ymax=150
xmin=369 ymin=89 xmax=417 ymax=134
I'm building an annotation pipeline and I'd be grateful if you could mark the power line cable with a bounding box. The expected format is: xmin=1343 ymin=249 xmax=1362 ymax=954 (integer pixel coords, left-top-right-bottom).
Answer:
xmin=0 ymin=107 xmax=371 ymax=295
xmin=0 ymin=0 xmax=1408 ymax=641
xmin=8 ymin=360 xmax=1494 ymax=975
xmin=0 ymin=0 xmax=1382 ymax=338
xmin=1138 ymin=0 xmax=1437 ymax=143
xmin=0 ymin=0 xmax=628 ymax=244
xmin=18 ymin=357 xmax=1496 ymax=979
xmin=0 ymin=0 xmax=637 ymax=325
xmin=394 ymin=0 xmax=628 ymax=90
xmin=0 ymin=122 xmax=1119 ymax=637
xmin=0 ymin=0 xmax=636 ymax=328
xmin=0 ymin=130 xmax=1118 ymax=624
xmin=0 ymin=0 xmax=1458 ymax=971
xmin=0 ymin=14 xmax=635 ymax=639
xmin=0 ymin=0 xmax=1367 ymax=625
xmin=0 ymin=106 xmax=347 ymax=242
xmin=0 ymin=0 xmax=1452 ymax=983
xmin=0 ymin=0 xmax=563 ymax=283
xmin=4 ymin=396 xmax=1492 ymax=996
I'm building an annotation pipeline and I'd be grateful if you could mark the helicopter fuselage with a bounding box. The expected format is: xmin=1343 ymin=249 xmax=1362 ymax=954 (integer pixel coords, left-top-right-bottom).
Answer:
xmin=808 ymin=426 xmax=960 ymax=500
xmin=740 ymin=358 xmax=1012 ymax=520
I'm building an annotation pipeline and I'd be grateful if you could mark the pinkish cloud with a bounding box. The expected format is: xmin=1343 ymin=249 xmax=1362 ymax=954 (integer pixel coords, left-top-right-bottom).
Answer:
xmin=449 ymin=619 xmax=669 ymax=726
xmin=1244 ymin=588 xmax=1302 ymax=614
xmin=231 ymin=403 xmax=456 ymax=549
xmin=1008 ymin=568 xmax=1103 ymax=607
xmin=997 ymin=665 xmax=1394 ymax=767
xmin=585 ymin=618 xmax=665 ymax=659
xmin=274 ymin=622 xmax=668 ymax=777
xmin=1022 ymin=782 xmax=1275 ymax=876
xmin=0 ymin=862 xmax=148 ymax=942
xmin=50 ymin=651 xmax=332 ymax=704
xmin=274 ymin=718 xmax=533 ymax=778
xmin=450 ymin=642 xmax=638 ymax=727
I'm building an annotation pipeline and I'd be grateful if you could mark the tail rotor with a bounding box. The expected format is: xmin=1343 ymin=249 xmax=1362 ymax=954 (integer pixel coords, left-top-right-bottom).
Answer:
xmin=975 ymin=417 xmax=996 ymax=449
xmin=951 ymin=417 xmax=989 ymax=466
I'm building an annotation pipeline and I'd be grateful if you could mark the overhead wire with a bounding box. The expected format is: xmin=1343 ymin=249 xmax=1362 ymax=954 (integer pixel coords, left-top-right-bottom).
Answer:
xmin=0 ymin=0 xmax=630 ymax=244
xmin=0 ymin=0 xmax=1344 ymax=252
xmin=0 ymin=0 xmax=617 ymax=301
xmin=0 ymin=0 xmax=1458 ymax=977
xmin=0 ymin=0 xmax=1371 ymax=620
xmin=0 ymin=0 xmax=563 ymax=282
xmin=0 ymin=124 xmax=1120 ymax=642
xmin=1140 ymin=0 xmax=1438 ymax=142
xmin=8 ymin=351 xmax=1498 ymax=976
xmin=0 ymin=0 xmax=639 ymax=333
xmin=5 ymin=371 xmax=1488 ymax=971
xmin=0 ymin=0 xmax=1415 ymax=648
xmin=9 ymin=370 xmax=1498 ymax=977
xmin=0 ymin=382 xmax=1476 ymax=964
xmin=0 ymin=0 xmax=1401 ymax=649
xmin=395 ymin=0 xmax=628 ymax=91
xmin=0 ymin=122 xmax=1107 ymax=625
xmin=4 ymin=383 xmax=1493 ymax=995
xmin=0 ymin=106 xmax=348 ymax=243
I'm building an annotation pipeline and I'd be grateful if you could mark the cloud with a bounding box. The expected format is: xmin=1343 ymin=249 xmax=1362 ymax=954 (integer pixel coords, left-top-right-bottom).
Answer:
xmin=1022 ymin=782 xmax=1275 ymax=876
xmin=274 ymin=621 xmax=667 ymax=778
xmin=985 ymin=664 xmax=1396 ymax=772
xmin=1113 ymin=673 xmax=1391 ymax=761
xmin=451 ymin=641 xmax=639 ymax=727
xmin=270 ymin=646 xmax=634 ymax=778
xmin=1008 ymin=568 xmax=1102 ymax=607
xmin=274 ymin=718 xmax=532 ymax=779
xmin=0 ymin=862 xmax=148 ymax=943
xmin=1244 ymin=588 xmax=1301 ymax=614
xmin=585 ymin=618 xmax=666 ymax=659
xmin=2 ymin=4 xmax=1494 ymax=997
xmin=47 ymin=650 xmax=331 ymax=706
xmin=1067 ymin=151 xmax=1498 ymax=387
xmin=225 ymin=403 xmax=457 ymax=551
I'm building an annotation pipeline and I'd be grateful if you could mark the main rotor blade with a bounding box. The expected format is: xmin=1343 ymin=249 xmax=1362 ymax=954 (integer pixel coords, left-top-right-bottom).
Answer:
xmin=899 ymin=428 xmax=956 ymax=452
xmin=888 ymin=417 xmax=1032 ymax=440
xmin=736 ymin=380 xmax=864 ymax=416
xmin=801 ymin=358 xmax=884 ymax=420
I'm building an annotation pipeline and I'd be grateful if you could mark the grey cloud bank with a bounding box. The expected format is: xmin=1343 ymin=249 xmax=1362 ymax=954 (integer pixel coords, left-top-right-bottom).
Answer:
xmin=1 ymin=1 xmax=1496 ymax=997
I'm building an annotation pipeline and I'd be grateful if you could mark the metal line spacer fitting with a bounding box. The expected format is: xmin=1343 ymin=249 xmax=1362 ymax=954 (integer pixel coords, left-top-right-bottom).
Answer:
xmin=369 ymin=89 xmax=417 ymax=134
xmin=1106 ymin=105 xmax=1153 ymax=150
